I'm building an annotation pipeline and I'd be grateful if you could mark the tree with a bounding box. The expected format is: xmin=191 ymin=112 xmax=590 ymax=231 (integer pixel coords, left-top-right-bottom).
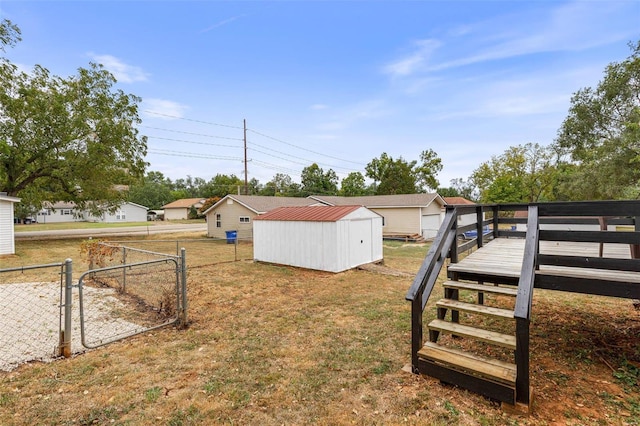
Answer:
xmin=555 ymin=40 xmax=640 ymax=200
xmin=471 ymin=143 xmax=556 ymax=203
xmin=365 ymin=153 xmax=417 ymax=195
xmin=127 ymin=171 xmax=173 ymax=209
xmin=203 ymin=174 xmax=244 ymax=198
xmin=415 ymin=149 xmax=443 ymax=191
xmin=300 ymin=163 xmax=338 ymax=196
xmin=0 ymin=20 xmax=147 ymax=215
xmin=339 ymin=172 xmax=369 ymax=196
xmin=261 ymin=173 xmax=299 ymax=196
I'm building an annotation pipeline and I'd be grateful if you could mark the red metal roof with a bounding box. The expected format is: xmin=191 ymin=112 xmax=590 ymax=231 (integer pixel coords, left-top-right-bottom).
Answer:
xmin=254 ymin=205 xmax=363 ymax=222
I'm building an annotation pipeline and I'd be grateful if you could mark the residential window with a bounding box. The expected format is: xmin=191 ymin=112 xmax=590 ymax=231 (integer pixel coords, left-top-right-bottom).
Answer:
xmin=116 ymin=211 xmax=125 ymax=220
xmin=216 ymin=214 xmax=221 ymax=228
xmin=239 ymin=216 xmax=250 ymax=223
xmin=62 ymin=209 xmax=72 ymax=215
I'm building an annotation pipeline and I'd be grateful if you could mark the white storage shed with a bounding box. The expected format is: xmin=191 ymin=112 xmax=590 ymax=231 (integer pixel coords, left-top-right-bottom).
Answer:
xmin=253 ymin=205 xmax=383 ymax=273
xmin=0 ymin=193 xmax=21 ymax=255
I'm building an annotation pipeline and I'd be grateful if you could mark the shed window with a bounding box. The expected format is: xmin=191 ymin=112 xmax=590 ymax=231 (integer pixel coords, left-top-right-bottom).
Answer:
xmin=239 ymin=216 xmax=250 ymax=223
xmin=216 ymin=214 xmax=221 ymax=228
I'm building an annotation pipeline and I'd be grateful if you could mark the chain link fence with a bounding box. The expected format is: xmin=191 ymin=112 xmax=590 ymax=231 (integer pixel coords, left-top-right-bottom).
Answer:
xmin=106 ymin=236 xmax=254 ymax=268
xmin=0 ymin=243 xmax=187 ymax=371
xmin=0 ymin=262 xmax=70 ymax=371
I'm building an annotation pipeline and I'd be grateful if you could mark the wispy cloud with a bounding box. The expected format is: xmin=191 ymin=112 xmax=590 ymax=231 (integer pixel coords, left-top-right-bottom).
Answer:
xmin=310 ymin=104 xmax=328 ymax=111
xmin=384 ymin=1 xmax=639 ymax=76
xmin=142 ymin=99 xmax=189 ymax=120
xmin=201 ymin=15 xmax=245 ymax=33
xmin=383 ymin=39 xmax=441 ymax=77
xmin=89 ymin=54 xmax=149 ymax=83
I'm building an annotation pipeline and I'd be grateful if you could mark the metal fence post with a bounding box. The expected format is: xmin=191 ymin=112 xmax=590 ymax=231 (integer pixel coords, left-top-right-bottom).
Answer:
xmin=180 ymin=248 xmax=188 ymax=325
xmin=122 ymin=246 xmax=127 ymax=292
xmin=60 ymin=258 xmax=73 ymax=358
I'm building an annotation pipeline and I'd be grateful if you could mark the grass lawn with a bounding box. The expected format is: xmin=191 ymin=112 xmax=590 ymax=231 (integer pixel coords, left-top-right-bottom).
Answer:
xmin=0 ymin=237 xmax=638 ymax=425
xmin=14 ymin=219 xmax=205 ymax=232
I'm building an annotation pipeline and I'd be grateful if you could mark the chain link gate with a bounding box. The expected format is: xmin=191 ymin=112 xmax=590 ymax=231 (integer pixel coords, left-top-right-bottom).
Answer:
xmin=78 ymin=248 xmax=187 ymax=349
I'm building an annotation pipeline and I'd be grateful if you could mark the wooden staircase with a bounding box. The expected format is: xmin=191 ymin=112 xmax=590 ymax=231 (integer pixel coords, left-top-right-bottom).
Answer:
xmin=417 ymin=279 xmax=520 ymax=402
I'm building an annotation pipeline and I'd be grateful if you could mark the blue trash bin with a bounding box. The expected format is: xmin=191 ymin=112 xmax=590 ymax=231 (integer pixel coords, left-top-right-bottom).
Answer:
xmin=225 ymin=230 xmax=237 ymax=244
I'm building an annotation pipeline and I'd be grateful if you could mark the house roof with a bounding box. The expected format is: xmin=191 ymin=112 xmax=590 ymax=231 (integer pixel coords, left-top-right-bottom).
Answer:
xmin=443 ymin=197 xmax=475 ymax=205
xmin=0 ymin=194 xmax=20 ymax=203
xmin=254 ymin=205 xmax=363 ymax=222
xmin=204 ymin=195 xmax=317 ymax=215
xmin=309 ymin=193 xmax=444 ymax=208
xmin=162 ymin=198 xmax=205 ymax=209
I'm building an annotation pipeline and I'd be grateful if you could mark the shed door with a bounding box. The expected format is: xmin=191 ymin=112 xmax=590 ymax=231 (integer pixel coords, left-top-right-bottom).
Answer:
xmin=349 ymin=219 xmax=372 ymax=267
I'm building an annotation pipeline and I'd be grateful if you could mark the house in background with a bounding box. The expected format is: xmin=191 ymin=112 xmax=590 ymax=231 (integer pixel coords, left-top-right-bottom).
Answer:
xmin=443 ymin=197 xmax=479 ymax=228
xmin=36 ymin=201 xmax=148 ymax=223
xmin=203 ymin=195 xmax=318 ymax=239
xmin=162 ymin=198 xmax=205 ymax=220
xmin=91 ymin=202 xmax=148 ymax=223
xmin=253 ymin=205 xmax=383 ymax=273
xmin=0 ymin=193 xmax=21 ymax=255
xmin=309 ymin=193 xmax=446 ymax=239
xmin=37 ymin=202 xmax=86 ymax=223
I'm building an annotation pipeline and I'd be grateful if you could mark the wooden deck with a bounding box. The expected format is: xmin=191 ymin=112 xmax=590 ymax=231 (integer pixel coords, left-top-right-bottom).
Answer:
xmin=450 ymin=238 xmax=640 ymax=285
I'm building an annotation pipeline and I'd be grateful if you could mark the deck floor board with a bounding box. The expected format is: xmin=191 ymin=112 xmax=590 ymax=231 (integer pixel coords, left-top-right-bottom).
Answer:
xmin=449 ymin=238 xmax=640 ymax=284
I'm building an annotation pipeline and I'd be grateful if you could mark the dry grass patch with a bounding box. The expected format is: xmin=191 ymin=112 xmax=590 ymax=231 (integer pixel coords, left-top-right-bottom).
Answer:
xmin=0 ymin=238 xmax=638 ymax=425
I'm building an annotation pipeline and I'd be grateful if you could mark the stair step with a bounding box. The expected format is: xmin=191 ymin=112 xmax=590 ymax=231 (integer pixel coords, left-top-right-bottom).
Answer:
xmin=418 ymin=341 xmax=516 ymax=385
xmin=428 ymin=319 xmax=516 ymax=350
xmin=442 ymin=280 xmax=518 ymax=296
xmin=437 ymin=299 xmax=514 ymax=319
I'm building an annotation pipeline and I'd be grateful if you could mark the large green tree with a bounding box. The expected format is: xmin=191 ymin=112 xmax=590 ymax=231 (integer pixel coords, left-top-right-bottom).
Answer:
xmin=260 ymin=173 xmax=301 ymax=197
xmin=555 ymin=40 xmax=640 ymax=200
xmin=339 ymin=171 xmax=370 ymax=196
xmin=365 ymin=150 xmax=442 ymax=195
xmin=127 ymin=171 xmax=173 ymax=210
xmin=0 ymin=20 xmax=147 ymax=214
xmin=471 ymin=143 xmax=557 ymax=203
xmin=300 ymin=163 xmax=338 ymax=196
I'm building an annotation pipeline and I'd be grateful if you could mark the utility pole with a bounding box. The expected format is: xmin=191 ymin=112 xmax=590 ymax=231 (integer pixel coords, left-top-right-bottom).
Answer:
xmin=243 ymin=119 xmax=248 ymax=195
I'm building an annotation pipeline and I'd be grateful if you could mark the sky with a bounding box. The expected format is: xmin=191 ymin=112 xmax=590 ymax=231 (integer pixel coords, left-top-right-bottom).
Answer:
xmin=1 ymin=0 xmax=639 ymax=190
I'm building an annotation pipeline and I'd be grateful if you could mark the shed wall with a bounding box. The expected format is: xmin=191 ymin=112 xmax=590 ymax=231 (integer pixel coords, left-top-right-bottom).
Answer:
xmin=254 ymin=220 xmax=338 ymax=271
xmin=0 ymin=200 xmax=15 ymax=255
xmin=254 ymin=210 xmax=383 ymax=273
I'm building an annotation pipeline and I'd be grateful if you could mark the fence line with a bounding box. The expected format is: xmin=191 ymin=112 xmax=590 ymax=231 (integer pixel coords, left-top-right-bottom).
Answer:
xmin=0 ymin=245 xmax=188 ymax=372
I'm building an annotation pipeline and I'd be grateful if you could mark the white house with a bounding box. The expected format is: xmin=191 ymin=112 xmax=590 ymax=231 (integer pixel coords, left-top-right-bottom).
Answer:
xmin=0 ymin=193 xmax=20 ymax=255
xmin=93 ymin=202 xmax=148 ymax=223
xmin=36 ymin=201 xmax=148 ymax=223
xmin=253 ymin=205 xmax=383 ymax=273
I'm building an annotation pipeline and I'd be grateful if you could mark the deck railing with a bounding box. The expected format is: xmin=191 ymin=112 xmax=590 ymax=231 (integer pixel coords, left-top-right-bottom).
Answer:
xmin=406 ymin=200 xmax=640 ymax=405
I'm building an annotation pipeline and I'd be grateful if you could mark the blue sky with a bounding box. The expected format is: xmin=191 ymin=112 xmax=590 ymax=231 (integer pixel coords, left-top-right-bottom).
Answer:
xmin=2 ymin=1 xmax=639 ymax=189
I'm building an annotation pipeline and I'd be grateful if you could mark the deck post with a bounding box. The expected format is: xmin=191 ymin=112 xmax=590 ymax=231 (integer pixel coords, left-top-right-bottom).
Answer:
xmin=515 ymin=317 xmax=530 ymax=404
xmin=492 ymin=205 xmax=499 ymax=239
xmin=476 ymin=206 xmax=484 ymax=249
xmin=411 ymin=297 xmax=423 ymax=372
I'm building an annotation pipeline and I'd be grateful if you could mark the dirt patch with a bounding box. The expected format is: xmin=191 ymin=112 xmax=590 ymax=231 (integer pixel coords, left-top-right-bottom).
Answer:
xmin=0 ymin=281 xmax=145 ymax=372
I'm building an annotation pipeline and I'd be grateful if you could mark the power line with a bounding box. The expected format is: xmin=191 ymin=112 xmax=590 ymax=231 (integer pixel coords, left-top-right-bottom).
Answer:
xmin=247 ymin=128 xmax=366 ymax=166
xmin=140 ymin=125 xmax=243 ymax=141
xmin=148 ymin=149 xmax=243 ymax=161
xmin=143 ymin=111 xmax=243 ymax=129
xmin=147 ymin=135 xmax=240 ymax=149
xmin=247 ymin=139 xmax=356 ymax=172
